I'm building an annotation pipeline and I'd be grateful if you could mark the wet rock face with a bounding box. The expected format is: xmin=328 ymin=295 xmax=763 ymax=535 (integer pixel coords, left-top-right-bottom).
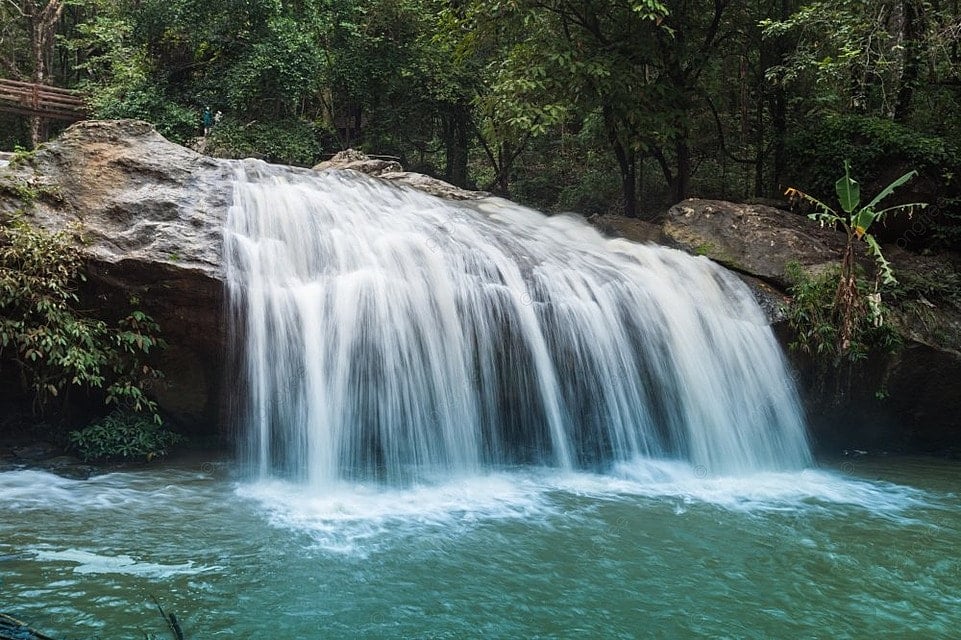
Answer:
xmin=596 ymin=198 xmax=961 ymax=455
xmin=20 ymin=119 xmax=231 ymax=280
xmin=0 ymin=126 xmax=492 ymax=435
xmin=0 ymin=126 xmax=495 ymax=435
xmin=2 ymin=122 xmax=957 ymax=454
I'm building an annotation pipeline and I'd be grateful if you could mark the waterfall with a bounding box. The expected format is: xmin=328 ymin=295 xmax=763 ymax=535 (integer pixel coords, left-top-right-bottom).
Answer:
xmin=225 ymin=161 xmax=811 ymax=486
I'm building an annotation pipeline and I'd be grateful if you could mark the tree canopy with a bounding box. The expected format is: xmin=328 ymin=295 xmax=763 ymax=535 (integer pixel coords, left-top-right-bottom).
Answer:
xmin=0 ymin=0 xmax=959 ymax=239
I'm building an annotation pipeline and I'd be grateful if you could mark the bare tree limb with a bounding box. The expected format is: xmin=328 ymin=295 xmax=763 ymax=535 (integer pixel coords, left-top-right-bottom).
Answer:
xmin=2 ymin=0 xmax=28 ymax=17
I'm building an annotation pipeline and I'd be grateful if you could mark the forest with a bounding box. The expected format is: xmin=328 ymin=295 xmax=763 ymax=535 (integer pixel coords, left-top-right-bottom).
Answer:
xmin=1 ymin=0 xmax=959 ymax=236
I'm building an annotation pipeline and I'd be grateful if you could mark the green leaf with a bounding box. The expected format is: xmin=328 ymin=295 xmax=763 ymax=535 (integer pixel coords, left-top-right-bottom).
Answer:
xmin=861 ymin=171 xmax=919 ymax=213
xmin=863 ymin=234 xmax=897 ymax=286
xmin=835 ymin=161 xmax=860 ymax=214
xmin=852 ymin=210 xmax=875 ymax=237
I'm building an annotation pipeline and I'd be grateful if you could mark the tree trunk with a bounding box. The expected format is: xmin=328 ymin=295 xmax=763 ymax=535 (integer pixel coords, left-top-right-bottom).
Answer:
xmin=893 ymin=0 xmax=923 ymax=122
xmin=603 ymin=106 xmax=637 ymax=217
xmin=611 ymin=142 xmax=637 ymax=218
xmin=671 ymin=137 xmax=690 ymax=204
xmin=623 ymin=153 xmax=637 ymax=218
xmin=772 ymin=87 xmax=787 ymax=193
xmin=754 ymin=92 xmax=765 ymax=197
xmin=26 ymin=0 xmax=65 ymax=147
xmin=444 ymin=103 xmax=470 ymax=188
xmin=771 ymin=0 xmax=792 ymax=194
xmin=496 ymin=142 xmax=511 ymax=196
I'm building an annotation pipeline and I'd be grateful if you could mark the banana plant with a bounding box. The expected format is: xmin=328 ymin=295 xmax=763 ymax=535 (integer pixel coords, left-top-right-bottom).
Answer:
xmin=786 ymin=160 xmax=927 ymax=286
xmin=785 ymin=161 xmax=927 ymax=355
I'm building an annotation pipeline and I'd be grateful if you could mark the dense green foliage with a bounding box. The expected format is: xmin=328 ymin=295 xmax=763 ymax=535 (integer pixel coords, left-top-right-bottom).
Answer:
xmin=786 ymin=115 xmax=961 ymax=245
xmin=2 ymin=0 xmax=958 ymax=233
xmin=69 ymin=410 xmax=183 ymax=461
xmin=0 ymin=213 xmax=165 ymax=421
xmin=785 ymin=263 xmax=900 ymax=365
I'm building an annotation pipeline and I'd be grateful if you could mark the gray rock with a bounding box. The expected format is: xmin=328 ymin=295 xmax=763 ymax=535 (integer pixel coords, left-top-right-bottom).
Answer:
xmin=587 ymin=214 xmax=664 ymax=245
xmin=12 ymin=443 xmax=57 ymax=461
xmin=2 ymin=120 xmax=231 ymax=432
xmin=663 ymin=198 xmax=845 ymax=287
xmin=313 ymin=149 xmax=403 ymax=176
xmin=39 ymin=455 xmax=97 ymax=480
xmin=313 ymin=149 xmax=488 ymax=200
xmin=378 ymin=171 xmax=488 ymax=200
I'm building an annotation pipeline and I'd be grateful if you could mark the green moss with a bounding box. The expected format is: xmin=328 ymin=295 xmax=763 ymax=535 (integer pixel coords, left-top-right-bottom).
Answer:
xmin=694 ymin=242 xmax=715 ymax=256
xmin=691 ymin=241 xmax=742 ymax=271
xmin=0 ymin=176 xmax=41 ymax=203
xmin=8 ymin=146 xmax=38 ymax=168
xmin=0 ymin=174 xmax=64 ymax=209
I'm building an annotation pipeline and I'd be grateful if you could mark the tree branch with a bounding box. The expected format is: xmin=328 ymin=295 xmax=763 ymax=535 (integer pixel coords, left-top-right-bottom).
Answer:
xmin=39 ymin=0 xmax=65 ymax=29
xmin=0 ymin=51 xmax=23 ymax=78
xmin=652 ymin=147 xmax=674 ymax=185
xmin=3 ymin=0 xmax=27 ymax=16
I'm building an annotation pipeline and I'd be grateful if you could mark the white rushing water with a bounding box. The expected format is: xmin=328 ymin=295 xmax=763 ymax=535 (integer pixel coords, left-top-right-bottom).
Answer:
xmin=225 ymin=162 xmax=811 ymax=486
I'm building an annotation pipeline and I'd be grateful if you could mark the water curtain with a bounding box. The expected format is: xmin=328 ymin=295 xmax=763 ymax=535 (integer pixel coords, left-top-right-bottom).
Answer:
xmin=225 ymin=162 xmax=810 ymax=485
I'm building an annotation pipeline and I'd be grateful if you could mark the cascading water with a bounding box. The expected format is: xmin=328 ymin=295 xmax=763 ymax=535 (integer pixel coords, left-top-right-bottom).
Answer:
xmin=225 ymin=161 xmax=811 ymax=486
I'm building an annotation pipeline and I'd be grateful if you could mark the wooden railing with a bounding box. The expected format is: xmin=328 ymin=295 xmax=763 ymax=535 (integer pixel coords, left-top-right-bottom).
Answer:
xmin=0 ymin=78 xmax=88 ymax=121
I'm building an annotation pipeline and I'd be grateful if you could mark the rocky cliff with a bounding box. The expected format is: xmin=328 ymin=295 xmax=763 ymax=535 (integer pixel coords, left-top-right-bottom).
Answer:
xmin=0 ymin=122 xmax=492 ymax=435
xmin=1 ymin=120 xmax=231 ymax=432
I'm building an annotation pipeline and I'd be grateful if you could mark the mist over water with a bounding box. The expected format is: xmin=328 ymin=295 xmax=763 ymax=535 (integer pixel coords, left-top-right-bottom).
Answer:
xmin=225 ymin=162 xmax=810 ymax=486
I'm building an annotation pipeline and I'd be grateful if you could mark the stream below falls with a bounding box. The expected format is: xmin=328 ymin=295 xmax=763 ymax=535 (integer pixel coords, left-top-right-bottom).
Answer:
xmin=2 ymin=456 xmax=959 ymax=638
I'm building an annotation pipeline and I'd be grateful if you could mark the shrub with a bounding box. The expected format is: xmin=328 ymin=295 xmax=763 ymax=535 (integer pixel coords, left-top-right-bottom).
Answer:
xmin=0 ymin=216 xmax=164 ymax=419
xmin=785 ymin=114 xmax=961 ymax=246
xmin=785 ymin=263 xmax=900 ymax=365
xmin=206 ymin=117 xmax=326 ymax=166
xmin=69 ymin=411 xmax=183 ymax=461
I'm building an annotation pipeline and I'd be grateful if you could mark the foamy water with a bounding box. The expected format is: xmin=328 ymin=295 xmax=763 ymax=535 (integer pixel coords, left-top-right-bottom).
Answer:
xmin=3 ymin=461 xmax=957 ymax=638
xmin=234 ymin=461 xmax=933 ymax=554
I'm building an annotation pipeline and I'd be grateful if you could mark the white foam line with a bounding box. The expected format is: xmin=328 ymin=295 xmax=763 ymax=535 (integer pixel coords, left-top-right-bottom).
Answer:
xmin=556 ymin=459 xmax=933 ymax=514
xmin=27 ymin=547 xmax=221 ymax=578
xmin=236 ymin=462 xmax=934 ymax=553
xmin=236 ymin=472 xmax=555 ymax=554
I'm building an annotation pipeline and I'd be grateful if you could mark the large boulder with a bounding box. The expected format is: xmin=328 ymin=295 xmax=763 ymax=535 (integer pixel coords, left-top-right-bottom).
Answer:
xmin=314 ymin=149 xmax=488 ymax=200
xmin=663 ymin=198 xmax=845 ymax=287
xmin=0 ymin=124 xmax=488 ymax=435
xmin=1 ymin=120 xmax=233 ymax=433
xmin=313 ymin=149 xmax=403 ymax=176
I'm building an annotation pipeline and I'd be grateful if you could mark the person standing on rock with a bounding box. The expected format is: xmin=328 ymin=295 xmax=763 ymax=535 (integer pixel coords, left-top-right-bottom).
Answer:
xmin=203 ymin=107 xmax=214 ymax=136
